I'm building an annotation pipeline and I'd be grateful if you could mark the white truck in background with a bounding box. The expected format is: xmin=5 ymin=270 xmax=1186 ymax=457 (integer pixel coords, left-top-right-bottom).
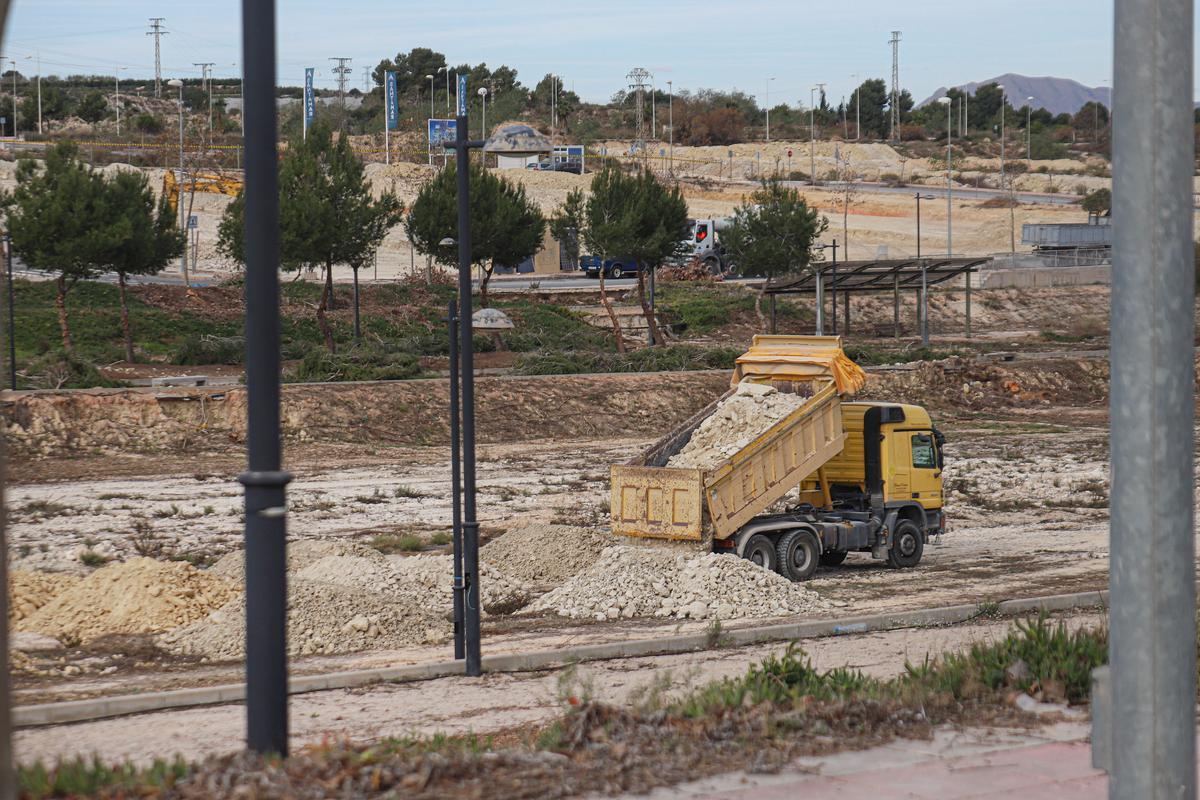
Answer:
xmin=687 ymin=216 xmax=736 ymax=275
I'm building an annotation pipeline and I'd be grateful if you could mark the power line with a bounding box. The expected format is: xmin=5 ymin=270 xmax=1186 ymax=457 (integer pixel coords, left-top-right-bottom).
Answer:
xmin=147 ymin=18 xmax=167 ymax=98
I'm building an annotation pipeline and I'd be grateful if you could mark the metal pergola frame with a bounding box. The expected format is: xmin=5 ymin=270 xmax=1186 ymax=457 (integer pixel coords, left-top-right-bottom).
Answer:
xmin=762 ymin=257 xmax=991 ymax=339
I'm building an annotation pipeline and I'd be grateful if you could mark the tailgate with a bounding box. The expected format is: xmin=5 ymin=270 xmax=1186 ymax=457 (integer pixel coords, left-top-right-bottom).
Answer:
xmin=610 ymin=465 xmax=705 ymax=541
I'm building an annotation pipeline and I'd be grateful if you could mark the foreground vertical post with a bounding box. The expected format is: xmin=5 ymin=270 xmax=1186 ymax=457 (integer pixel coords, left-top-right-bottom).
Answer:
xmin=1 ymin=438 xmax=13 ymax=800
xmin=448 ymin=302 xmax=464 ymax=660
xmin=238 ymin=0 xmax=292 ymax=757
xmin=1109 ymin=0 xmax=1196 ymax=797
xmin=964 ymin=267 xmax=972 ymax=339
xmin=5 ymin=235 xmax=14 ymax=390
xmin=453 ymin=98 xmax=483 ymax=677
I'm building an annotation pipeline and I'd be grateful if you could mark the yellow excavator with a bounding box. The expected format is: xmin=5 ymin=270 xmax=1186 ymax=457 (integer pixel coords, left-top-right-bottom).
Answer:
xmin=161 ymin=169 xmax=243 ymax=213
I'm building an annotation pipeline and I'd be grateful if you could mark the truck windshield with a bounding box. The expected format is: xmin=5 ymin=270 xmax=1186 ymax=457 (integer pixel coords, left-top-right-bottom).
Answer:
xmin=911 ymin=434 xmax=937 ymax=469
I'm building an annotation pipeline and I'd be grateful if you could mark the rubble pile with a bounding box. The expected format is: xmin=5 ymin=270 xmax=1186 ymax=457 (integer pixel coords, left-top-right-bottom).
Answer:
xmin=19 ymin=558 xmax=239 ymax=642
xmin=666 ymin=383 xmax=807 ymax=469
xmin=527 ymin=546 xmax=830 ymax=622
xmin=481 ymin=523 xmax=611 ymax=585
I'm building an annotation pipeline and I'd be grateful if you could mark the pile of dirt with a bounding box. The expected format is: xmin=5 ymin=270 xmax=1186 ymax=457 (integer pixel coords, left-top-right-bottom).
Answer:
xmin=482 ymin=523 xmax=612 ymax=585
xmin=527 ymin=546 xmax=829 ymax=621
xmin=18 ymin=558 xmax=240 ymax=643
xmin=296 ymin=553 xmax=532 ymax=616
xmin=159 ymin=579 xmax=448 ymax=659
xmin=208 ymin=539 xmax=385 ymax=582
xmin=667 ymin=383 xmax=807 ymax=469
xmin=8 ymin=570 xmax=81 ymax=625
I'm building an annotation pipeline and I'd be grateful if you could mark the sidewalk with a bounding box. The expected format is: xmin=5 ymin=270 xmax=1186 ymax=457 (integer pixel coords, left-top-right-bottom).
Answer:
xmin=621 ymin=722 xmax=1107 ymax=799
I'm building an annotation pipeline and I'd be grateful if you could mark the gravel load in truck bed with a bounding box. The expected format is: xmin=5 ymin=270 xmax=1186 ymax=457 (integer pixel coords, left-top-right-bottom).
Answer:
xmin=666 ymin=382 xmax=808 ymax=469
xmin=526 ymin=545 xmax=829 ymax=622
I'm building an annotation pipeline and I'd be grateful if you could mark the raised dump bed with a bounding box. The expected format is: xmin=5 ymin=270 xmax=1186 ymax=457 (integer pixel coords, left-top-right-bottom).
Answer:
xmin=610 ymin=336 xmax=863 ymax=544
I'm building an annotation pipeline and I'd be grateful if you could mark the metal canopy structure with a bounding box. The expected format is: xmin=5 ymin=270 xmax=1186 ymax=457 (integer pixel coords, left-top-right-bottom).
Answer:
xmin=763 ymin=257 xmax=989 ymax=295
xmin=761 ymin=257 xmax=991 ymax=339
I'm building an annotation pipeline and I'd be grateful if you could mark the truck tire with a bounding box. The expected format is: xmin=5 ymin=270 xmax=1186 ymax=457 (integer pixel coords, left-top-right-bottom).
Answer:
xmin=776 ymin=528 xmax=820 ymax=582
xmin=742 ymin=534 xmax=778 ymax=572
xmin=887 ymin=520 xmax=924 ymax=569
xmin=819 ymin=550 xmax=849 ymax=567
xmin=610 ymin=265 xmax=624 ymax=279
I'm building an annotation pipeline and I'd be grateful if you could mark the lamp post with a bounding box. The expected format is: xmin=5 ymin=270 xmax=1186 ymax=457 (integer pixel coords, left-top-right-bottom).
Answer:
xmin=114 ymin=66 xmax=125 ymax=137
xmin=167 ymin=79 xmax=187 ymax=285
xmin=667 ymin=79 xmax=673 ymax=177
xmin=8 ymin=60 xmax=16 ymax=139
xmin=765 ymin=76 xmax=775 ymax=142
xmin=809 ymin=86 xmax=817 ymax=183
xmin=440 ymin=65 xmax=448 ymax=115
xmin=851 ymin=73 xmax=860 ymax=140
xmin=915 ymin=192 xmax=934 ymax=345
xmin=426 ymin=74 xmax=435 ymax=122
xmin=478 ymin=87 xmax=488 ymax=138
xmin=1026 ymin=96 xmax=1034 ymax=171
xmin=938 ymin=96 xmax=952 ymax=257
xmin=25 ymin=54 xmax=40 ymax=136
xmin=997 ymin=83 xmax=1006 ymax=186
xmin=442 ymin=118 xmax=552 ymax=677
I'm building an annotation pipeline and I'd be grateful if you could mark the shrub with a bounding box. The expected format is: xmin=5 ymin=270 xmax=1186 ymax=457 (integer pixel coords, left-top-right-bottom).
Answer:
xmin=172 ymin=335 xmax=245 ymax=365
xmin=285 ymin=345 xmax=421 ymax=383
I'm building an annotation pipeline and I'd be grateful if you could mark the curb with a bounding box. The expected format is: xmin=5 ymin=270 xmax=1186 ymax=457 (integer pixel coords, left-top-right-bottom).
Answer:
xmin=13 ymin=589 xmax=1109 ymax=729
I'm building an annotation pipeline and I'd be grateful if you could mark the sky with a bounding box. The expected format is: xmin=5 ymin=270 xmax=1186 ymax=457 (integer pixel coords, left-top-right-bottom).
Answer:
xmin=0 ymin=1 xmax=1153 ymax=106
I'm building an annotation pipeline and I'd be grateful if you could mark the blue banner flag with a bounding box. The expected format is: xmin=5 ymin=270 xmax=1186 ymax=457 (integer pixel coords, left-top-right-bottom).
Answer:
xmin=457 ymin=74 xmax=468 ymax=117
xmin=385 ymin=71 xmax=399 ymax=130
xmin=304 ymin=68 xmax=315 ymax=124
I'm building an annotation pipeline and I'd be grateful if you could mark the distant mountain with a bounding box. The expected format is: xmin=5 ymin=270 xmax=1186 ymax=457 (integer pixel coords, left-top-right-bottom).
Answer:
xmin=919 ymin=74 xmax=1110 ymax=117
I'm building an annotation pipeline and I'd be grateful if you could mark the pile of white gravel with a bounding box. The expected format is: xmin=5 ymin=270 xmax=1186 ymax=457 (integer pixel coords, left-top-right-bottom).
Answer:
xmin=667 ymin=382 xmax=808 ymax=469
xmin=481 ymin=523 xmax=612 ymax=585
xmin=159 ymin=578 xmax=448 ymax=659
xmin=208 ymin=539 xmax=382 ymax=583
xmin=167 ymin=543 xmax=534 ymax=660
xmin=527 ymin=545 xmax=830 ymax=622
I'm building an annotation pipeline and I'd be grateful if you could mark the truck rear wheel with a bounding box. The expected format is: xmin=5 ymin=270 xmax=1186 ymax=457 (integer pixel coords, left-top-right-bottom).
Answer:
xmin=776 ymin=529 xmax=820 ymax=582
xmin=819 ymin=550 xmax=849 ymax=567
xmin=887 ymin=520 xmax=924 ymax=569
xmin=742 ymin=534 xmax=778 ymax=572
xmin=610 ymin=265 xmax=624 ymax=279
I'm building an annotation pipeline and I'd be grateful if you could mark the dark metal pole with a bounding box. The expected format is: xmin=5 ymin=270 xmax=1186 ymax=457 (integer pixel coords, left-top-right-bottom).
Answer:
xmin=647 ymin=266 xmax=656 ymax=346
xmin=769 ymin=294 xmax=776 ymax=334
xmin=352 ymin=267 xmax=361 ymax=343
xmin=893 ymin=275 xmax=900 ymax=339
xmin=448 ymin=301 xmax=464 ymax=660
xmin=1109 ymin=0 xmax=1197 ymax=795
xmin=238 ymin=0 xmax=291 ymax=757
xmin=843 ymin=291 xmax=850 ymax=335
xmin=454 ymin=110 xmax=483 ymax=678
xmin=5 ymin=236 xmax=14 ymax=390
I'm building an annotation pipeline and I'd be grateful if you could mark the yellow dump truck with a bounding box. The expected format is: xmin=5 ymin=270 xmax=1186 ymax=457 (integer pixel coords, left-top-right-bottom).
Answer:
xmin=610 ymin=335 xmax=946 ymax=581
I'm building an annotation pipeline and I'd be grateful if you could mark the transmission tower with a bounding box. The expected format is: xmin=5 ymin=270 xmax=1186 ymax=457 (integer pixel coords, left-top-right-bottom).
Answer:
xmin=626 ymin=67 xmax=652 ymax=152
xmin=329 ymin=57 xmax=352 ymax=126
xmin=888 ymin=30 xmax=901 ymax=142
xmin=147 ymin=18 xmax=167 ymax=98
xmin=361 ymin=66 xmax=370 ymax=92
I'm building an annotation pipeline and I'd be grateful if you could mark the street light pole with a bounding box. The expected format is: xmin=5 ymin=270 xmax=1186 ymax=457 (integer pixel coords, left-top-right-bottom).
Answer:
xmin=1026 ymin=96 xmax=1034 ymax=172
xmin=9 ymin=61 xmax=16 ymax=139
xmin=478 ymin=87 xmax=488 ymax=138
xmin=810 ymin=86 xmax=816 ymax=183
xmin=114 ymin=66 xmax=123 ymax=137
xmin=939 ymin=96 xmax=953 ymax=257
xmin=765 ymin=76 xmax=774 ymax=142
xmin=852 ymin=73 xmax=860 ymax=140
xmin=667 ymin=79 xmax=673 ymax=177
xmin=915 ymin=193 xmax=933 ymax=345
xmin=998 ymin=83 xmax=1006 ymax=187
xmin=427 ymin=74 xmax=435 ymax=123
xmin=168 ymin=79 xmax=188 ymax=286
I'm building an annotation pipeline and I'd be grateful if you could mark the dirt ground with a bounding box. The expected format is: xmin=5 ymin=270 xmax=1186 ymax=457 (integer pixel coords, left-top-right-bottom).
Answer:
xmin=14 ymin=611 xmax=1106 ymax=767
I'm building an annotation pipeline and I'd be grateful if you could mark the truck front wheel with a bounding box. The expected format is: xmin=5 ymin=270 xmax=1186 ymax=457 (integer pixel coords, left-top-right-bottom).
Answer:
xmin=742 ymin=534 xmax=778 ymax=572
xmin=776 ymin=529 xmax=820 ymax=582
xmin=887 ymin=520 xmax=924 ymax=569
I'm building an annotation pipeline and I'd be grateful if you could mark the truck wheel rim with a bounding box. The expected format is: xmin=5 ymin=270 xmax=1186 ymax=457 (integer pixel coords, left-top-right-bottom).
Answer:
xmin=898 ymin=533 xmax=918 ymax=557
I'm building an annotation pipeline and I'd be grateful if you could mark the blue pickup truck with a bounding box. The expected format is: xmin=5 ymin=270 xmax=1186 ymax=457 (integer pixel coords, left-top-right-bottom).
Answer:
xmin=580 ymin=255 xmax=639 ymax=279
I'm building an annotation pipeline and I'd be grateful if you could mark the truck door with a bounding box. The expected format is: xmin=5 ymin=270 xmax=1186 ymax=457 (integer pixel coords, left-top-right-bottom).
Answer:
xmin=908 ymin=432 xmax=943 ymax=508
xmin=888 ymin=433 xmax=911 ymax=499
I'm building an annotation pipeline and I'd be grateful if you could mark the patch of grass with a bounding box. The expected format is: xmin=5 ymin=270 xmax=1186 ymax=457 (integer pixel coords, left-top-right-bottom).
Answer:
xmin=393 ymin=484 xmax=428 ymax=499
xmin=19 ymin=755 xmax=189 ymax=799
xmin=171 ymin=335 xmax=245 ymax=365
xmin=354 ymin=488 xmax=391 ymax=505
xmin=17 ymin=499 xmax=73 ymax=520
xmin=285 ymin=344 xmax=422 ymax=383
xmin=79 ymin=549 xmax=110 ymax=568
xmin=369 ymin=533 xmax=424 ymax=553
xmin=152 ymin=503 xmax=182 ymax=519
xmin=429 ymin=531 xmax=452 ymax=546
xmin=844 ymin=343 xmax=961 ymax=366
